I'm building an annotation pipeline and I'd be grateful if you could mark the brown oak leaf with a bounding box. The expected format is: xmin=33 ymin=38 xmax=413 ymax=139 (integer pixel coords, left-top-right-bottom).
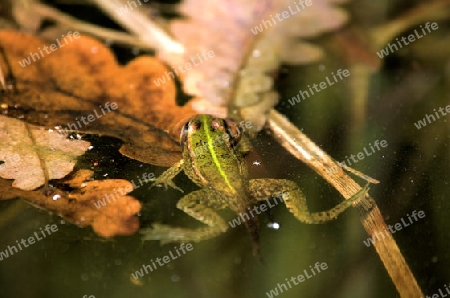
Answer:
xmin=0 ymin=29 xmax=197 ymax=167
xmin=0 ymin=115 xmax=90 ymax=191
xmin=0 ymin=169 xmax=141 ymax=237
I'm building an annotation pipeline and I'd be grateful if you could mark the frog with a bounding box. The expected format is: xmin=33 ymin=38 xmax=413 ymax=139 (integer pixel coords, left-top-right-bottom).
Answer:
xmin=141 ymin=114 xmax=369 ymax=257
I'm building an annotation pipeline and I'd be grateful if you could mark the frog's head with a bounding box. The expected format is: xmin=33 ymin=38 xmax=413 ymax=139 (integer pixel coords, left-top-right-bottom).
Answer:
xmin=179 ymin=114 xmax=248 ymax=195
xmin=180 ymin=114 xmax=242 ymax=156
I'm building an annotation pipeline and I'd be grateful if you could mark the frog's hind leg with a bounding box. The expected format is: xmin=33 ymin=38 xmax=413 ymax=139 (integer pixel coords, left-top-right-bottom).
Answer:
xmin=141 ymin=189 xmax=228 ymax=243
xmin=248 ymin=179 xmax=369 ymax=224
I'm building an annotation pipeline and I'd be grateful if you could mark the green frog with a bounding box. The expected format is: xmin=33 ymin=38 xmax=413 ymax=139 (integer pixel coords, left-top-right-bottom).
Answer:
xmin=141 ymin=114 xmax=369 ymax=256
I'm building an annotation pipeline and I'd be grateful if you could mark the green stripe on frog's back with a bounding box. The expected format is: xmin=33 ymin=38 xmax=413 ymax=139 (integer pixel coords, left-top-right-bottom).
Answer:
xmin=201 ymin=115 xmax=237 ymax=193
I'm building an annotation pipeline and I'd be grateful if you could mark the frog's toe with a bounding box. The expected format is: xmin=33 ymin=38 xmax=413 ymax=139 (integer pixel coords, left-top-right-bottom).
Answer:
xmin=140 ymin=224 xmax=186 ymax=243
xmin=151 ymin=181 xmax=184 ymax=193
xmin=166 ymin=181 xmax=184 ymax=193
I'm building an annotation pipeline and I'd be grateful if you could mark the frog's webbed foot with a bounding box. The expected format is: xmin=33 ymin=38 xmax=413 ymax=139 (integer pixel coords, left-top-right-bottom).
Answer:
xmin=150 ymin=160 xmax=184 ymax=193
xmin=141 ymin=223 xmax=195 ymax=245
xmin=248 ymin=179 xmax=370 ymax=224
xmin=141 ymin=189 xmax=228 ymax=243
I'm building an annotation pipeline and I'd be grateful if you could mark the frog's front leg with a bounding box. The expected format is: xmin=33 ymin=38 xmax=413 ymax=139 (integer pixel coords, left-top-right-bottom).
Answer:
xmin=151 ymin=160 xmax=184 ymax=192
xmin=248 ymin=179 xmax=369 ymax=224
xmin=141 ymin=189 xmax=228 ymax=243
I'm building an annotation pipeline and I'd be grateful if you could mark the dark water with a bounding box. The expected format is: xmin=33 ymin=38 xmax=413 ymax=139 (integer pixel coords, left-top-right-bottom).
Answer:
xmin=0 ymin=1 xmax=449 ymax=297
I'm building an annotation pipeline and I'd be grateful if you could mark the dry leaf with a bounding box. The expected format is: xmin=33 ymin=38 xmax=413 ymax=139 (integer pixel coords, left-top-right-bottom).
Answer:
xmin=0 ymin=169 xmax=141 ymax=237
xmin=0 ymin=115 xmax=90 ymax=190
xmin=0 ymin=29 xmax=197 ymax=167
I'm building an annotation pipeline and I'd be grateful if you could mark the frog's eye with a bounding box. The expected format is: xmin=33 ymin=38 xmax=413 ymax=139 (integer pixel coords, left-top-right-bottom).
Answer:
xmin=180 ymin=118 xmax=202 ymax=146
xmin=180 ymin=120 xmax=190 ymax=146
xmin=222 ymin=118 xmax=241 ymax=147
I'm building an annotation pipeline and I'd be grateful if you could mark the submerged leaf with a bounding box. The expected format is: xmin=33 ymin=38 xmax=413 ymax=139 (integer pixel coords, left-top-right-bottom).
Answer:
xmin=0 ymin=169 xmax=141 ymax=237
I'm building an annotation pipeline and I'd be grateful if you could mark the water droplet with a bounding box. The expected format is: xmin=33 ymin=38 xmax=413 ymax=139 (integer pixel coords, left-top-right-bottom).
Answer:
xmin=171 ymin=274 xmax=180 ymax=282
xmin=52 ymin=194 xmax=61 ymax=201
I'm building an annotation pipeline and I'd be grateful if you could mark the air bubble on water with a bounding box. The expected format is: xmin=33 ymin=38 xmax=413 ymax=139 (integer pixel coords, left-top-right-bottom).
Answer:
xmin=267 ymin=222 xmax=280 ymax=230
